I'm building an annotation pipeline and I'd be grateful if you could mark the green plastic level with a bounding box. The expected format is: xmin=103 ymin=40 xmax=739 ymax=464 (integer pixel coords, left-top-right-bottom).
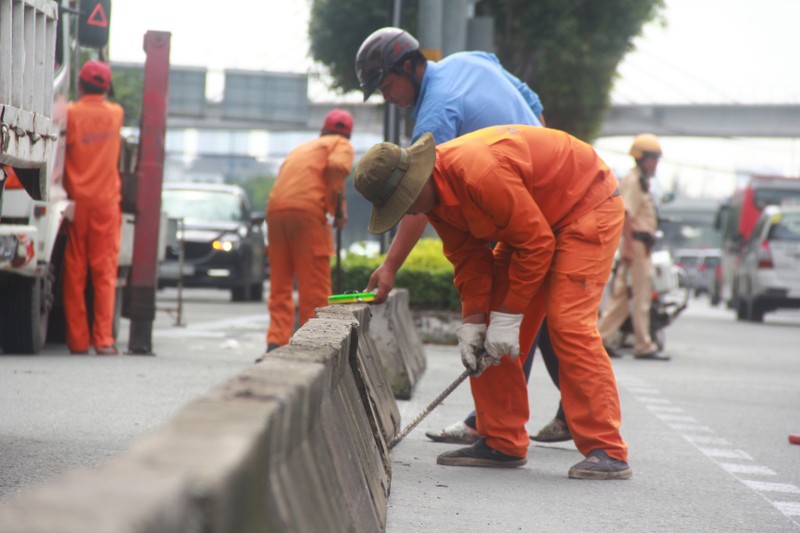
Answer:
xmin=328 ymin=291 xmax=376 ymax=304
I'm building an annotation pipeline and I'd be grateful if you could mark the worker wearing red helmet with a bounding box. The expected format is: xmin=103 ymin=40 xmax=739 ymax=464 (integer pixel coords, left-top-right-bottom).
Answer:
xmin=265 ymin=109 xmax=355 ymax=351
xmin=63 ymin=60 xmax=124 ymax=355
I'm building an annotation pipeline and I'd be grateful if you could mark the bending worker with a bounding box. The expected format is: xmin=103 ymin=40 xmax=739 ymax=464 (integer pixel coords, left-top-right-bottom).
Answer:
xmin=265 ymin=109 xmax=355 ymax=352
xmin=598 ymin=133 xmax=669 ymax=361
xmin=355 ymin=27 xmax=569 ymax=445
xmin=63 ymin=60 xmax=124 ymax=356
xmin=354 ymin=125 xmax=631 ymax=479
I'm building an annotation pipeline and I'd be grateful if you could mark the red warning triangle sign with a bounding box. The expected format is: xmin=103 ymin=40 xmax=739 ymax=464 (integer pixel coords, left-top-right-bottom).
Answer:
xmin=87 ymin=2 xmax=108 ymax=28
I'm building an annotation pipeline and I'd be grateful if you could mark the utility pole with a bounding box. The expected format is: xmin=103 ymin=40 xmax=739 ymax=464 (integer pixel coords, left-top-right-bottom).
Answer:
xmin=382 ymin=0 xmax=403 ymax=252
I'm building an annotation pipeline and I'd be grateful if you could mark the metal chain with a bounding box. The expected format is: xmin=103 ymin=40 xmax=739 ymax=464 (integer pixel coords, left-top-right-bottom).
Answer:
xmin=388 ymin=368 xmax=471 ymax=450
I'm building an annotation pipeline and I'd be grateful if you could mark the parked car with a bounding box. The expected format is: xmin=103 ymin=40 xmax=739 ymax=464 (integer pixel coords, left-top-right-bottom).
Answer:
xmin=159 ymin=182 xmax=266 ymax=301
xmin=674 ymin=248 xmax=721 ymax=296
xmin=734 ymin=205 xmax=800 ymax=322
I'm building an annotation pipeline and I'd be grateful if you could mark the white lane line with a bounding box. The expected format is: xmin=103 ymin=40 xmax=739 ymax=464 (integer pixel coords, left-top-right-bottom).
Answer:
xmin=682 ymin=435 xmax=731 ymax=446
xmin=655 ymin=414 xmax=697 ymax=422
xmin=773 ymin=502 xmax=800 ymax=516
xmin=740 ymin=481 xmax=800 ymax=494
xmin=719 ymin=463 xmax=777 ymax=476
xmin=635 ymin=396 xmax=672 ymax=404
xmin=621 ymin=376 xmax=800 ymax=526
xmin=697 ymin=447 xmax=753 ymax=460
xmin=668 ymin=423 xmax=714 ymax=432
xmin=645 ymin=405 xmax=684 ymax=413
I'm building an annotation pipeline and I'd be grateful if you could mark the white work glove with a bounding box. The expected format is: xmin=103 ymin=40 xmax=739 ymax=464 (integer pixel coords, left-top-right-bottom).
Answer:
xmin=484 ymin=311 xmax=524 ymax=362
xmin=455 ymin=323 xmax=491 ymax=376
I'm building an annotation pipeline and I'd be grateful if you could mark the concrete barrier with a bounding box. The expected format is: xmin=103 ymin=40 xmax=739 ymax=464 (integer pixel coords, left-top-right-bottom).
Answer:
xmin=0 ymin=291 xmax=423 ymax=532
xmin=367 ymin=289 xmax=427 ymax=399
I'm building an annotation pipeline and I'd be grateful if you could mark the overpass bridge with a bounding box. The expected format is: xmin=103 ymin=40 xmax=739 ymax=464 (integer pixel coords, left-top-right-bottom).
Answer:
xmin=167 ymin=100 xmax=800 ymax=139
xmin=599 ymin=103 xmax=800 ymax=137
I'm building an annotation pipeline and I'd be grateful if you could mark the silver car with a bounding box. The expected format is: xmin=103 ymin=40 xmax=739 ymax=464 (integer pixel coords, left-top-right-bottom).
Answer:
xmin=735 ymin=205 xmax=800 ymax=322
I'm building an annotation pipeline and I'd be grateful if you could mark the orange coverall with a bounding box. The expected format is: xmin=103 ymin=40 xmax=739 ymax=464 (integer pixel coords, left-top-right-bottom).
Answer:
xmin=266 ymin=134 xmax=354 ymax=346
xmin=63 ymin=94 xmax=124 ymax=352
xmin=427 ymin=125 xmax=628 ymax=461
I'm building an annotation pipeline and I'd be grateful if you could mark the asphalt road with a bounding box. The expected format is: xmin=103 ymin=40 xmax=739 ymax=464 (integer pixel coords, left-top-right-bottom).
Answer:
xmin=387 ymin=299 xmax=800 ymax=532
xmin=1 ymin=289 xmax=799 ymax=532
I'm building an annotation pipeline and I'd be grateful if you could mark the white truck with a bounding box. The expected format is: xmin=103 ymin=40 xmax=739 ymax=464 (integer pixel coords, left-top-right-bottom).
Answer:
xmin=0 ymin=0 xmax=132 ymax=354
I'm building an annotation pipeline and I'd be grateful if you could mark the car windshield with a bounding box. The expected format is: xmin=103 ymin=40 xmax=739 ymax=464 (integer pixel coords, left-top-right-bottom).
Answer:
xmin=162 ymin=189 xmax=243 ymax=223
xmin=768 ymin=213 xmax=800 ymax=242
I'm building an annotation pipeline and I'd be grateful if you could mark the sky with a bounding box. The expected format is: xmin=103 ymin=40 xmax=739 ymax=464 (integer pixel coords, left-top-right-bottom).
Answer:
xmin=110 ymin=0 xmax=800 ymax=197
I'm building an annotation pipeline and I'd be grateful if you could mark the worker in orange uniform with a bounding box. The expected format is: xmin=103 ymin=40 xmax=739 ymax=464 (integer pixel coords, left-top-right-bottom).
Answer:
xmin=265 ymin=109 xmax=355 ymax=351
xmin=63 ymin=61 xmax=124 ymax=356
xmin=355 ymin=125 xmax=631 ymax=479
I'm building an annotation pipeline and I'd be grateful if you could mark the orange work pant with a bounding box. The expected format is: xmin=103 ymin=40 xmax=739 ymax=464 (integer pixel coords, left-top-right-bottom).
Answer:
xmin=472 ymin=194 xmax=628 ymax=461
xmin=64 ymin=202 xmax=121 ymax=351
xmin=267 ymin=209 xmax=333 ymax=346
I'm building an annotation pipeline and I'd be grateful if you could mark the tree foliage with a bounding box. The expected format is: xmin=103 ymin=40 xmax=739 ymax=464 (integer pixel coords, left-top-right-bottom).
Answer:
xmin=309 ymin=0 xmax=663 ymax=141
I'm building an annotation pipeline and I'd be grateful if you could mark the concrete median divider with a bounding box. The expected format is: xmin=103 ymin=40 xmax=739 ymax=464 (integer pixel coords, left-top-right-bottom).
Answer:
xmin=0 ymin=290 xmax=423 ymax=532
xmin=366 ymin=289 xmax=427 ymax=400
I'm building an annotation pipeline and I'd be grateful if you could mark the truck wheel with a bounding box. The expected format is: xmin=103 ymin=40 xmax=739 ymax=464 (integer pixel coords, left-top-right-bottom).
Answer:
xmin=1 ymin=273 xmax=52 ymax=354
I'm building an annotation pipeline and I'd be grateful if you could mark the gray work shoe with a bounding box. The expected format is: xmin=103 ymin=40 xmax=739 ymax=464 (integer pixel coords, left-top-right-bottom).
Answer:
xmin=437 ymin=438 xmax=527 ymax=468
xmin=568 ymin=449 xmax=632 ymax=480
xmin=531 ymin=417 xmax=572 ymax=443
xmin=425 ymin=420 xmax=480 ymax=445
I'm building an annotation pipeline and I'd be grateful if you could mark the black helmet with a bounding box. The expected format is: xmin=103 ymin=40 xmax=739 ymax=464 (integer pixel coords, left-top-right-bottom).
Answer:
xmin=355 ymin=27 xmax=420 ymax=101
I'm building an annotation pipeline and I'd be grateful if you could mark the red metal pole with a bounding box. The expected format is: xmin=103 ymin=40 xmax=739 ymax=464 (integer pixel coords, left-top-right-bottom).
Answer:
xmin=125 ymin=30 xmax=171 ymax=355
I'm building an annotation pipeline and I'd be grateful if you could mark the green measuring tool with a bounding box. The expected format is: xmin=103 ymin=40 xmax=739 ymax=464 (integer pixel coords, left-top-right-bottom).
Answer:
xmin=327 ymin=291 xmax=377 ymax=304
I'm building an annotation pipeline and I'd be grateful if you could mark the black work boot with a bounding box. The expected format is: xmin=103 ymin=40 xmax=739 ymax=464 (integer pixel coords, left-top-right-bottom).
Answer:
xmin=437 ymin=438 xmax=527 ymax=468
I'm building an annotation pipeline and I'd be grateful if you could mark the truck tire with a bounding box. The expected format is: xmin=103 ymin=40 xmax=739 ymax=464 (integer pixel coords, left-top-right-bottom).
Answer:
xmin=46 ymin=234 xmax=68 ymax=343
xmin=1 ymin=272 xmax=52 ymax=354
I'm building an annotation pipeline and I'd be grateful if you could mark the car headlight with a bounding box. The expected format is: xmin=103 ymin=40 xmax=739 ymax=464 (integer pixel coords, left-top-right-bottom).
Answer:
xmin=212 ymin=233 xmax=241 ymax=252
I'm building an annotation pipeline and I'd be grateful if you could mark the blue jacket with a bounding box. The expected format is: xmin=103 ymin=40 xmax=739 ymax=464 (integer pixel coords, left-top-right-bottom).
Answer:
xmin=411 ymin=51 xmax=544 ymax=144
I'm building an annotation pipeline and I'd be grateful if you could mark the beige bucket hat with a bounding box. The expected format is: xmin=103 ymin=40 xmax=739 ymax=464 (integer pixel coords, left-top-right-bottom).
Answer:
xmin=354 ymin=132 xmax=436 ymax=234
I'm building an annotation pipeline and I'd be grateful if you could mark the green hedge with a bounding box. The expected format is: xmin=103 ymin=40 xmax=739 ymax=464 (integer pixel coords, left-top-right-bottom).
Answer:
xmin=333 ymin=238 xmax=460 ymax=311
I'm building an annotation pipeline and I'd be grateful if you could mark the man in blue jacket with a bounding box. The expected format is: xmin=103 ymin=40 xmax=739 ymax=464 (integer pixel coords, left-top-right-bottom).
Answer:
xmin=356 ymin=27 xmax=570 ymax=445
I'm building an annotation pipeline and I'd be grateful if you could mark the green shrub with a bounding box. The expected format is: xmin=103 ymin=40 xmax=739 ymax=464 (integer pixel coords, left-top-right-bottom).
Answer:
xmin=333 ymin=238 xmax=460 ymax=311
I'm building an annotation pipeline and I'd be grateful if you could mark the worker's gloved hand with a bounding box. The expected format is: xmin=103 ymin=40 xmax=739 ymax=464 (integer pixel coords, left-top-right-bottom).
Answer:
xmin=455 ymin=323 xmax=487 ymax=375
xmin=484 ymin=311 xmax=524 ymax=362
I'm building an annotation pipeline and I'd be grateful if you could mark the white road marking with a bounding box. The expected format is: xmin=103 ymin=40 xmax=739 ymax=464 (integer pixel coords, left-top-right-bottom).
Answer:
xmin=697 ymin=447 xmax=752 ymax=460
xmin=645 ymin=405 xmax=684 ymax=413
xmin=620 ymin=375 xmax=800 ymax=525
xmin=741 ymin=481 xmax=800 ymax=494
xmin=682 ymin=435 xmax=731 ymax=446
xmin=774 ymin=501 xmax=800 ymax=516
xmin=718 ymin=463 xmax=777 ymax=476
xmin=654 ymin=414 xmax=697 ymax=422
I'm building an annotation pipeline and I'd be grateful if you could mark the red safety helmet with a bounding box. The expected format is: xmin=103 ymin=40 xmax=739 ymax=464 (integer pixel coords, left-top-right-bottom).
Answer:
xmin=355 ymin=27 xmax=420 ymax=101
xmin=79 ymin=60 xmax=112 ymax=91
xmin=322 ymin=108 xmax=354 ymax=138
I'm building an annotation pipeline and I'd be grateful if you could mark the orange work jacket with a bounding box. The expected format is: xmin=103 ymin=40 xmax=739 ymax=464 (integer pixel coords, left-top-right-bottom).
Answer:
xmin=267 ymin=134 xmax=354 ymax=221
xmin=427 ymin=125 xmax=618 ymax=317
xmin=64 ymin=94 xmax=124 ymax=205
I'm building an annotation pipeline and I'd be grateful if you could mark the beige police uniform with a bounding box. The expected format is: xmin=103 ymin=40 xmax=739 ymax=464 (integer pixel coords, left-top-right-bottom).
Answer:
xmin=598 ymin=166 xmax=660 ymax=356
